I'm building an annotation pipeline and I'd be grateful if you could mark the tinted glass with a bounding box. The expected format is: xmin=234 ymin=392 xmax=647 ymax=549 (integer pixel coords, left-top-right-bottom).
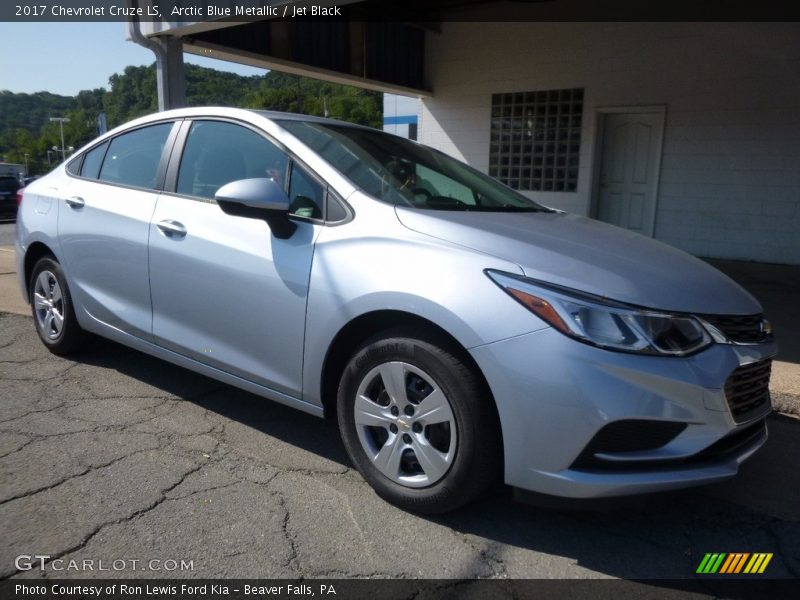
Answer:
xmin=275 ymin=119 xmax=550 ymax=213
xmin=326 ymin=192 xmax=348 ymax=222
xmin=288 ymin=164 xmax=323 ymax=219
xmin=416 ymin=164 xmax=474 ymax=206
xmin=66 ymin=156 xmax=82 ymax=176
xmin=98 ymin=123 xmax=172 ymax=189
xmin=177 ymin=121 xmax=289 ymax=200
xmin=80 ymin=142 xmax=109 ymax=180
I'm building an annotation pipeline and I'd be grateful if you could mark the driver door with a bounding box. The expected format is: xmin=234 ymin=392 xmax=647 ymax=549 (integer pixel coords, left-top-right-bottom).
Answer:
xmin=148 ymin=119 xmax=324 ymax=397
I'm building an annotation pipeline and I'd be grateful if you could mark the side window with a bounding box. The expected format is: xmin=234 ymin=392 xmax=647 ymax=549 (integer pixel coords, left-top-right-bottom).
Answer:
xmin=98 ymin=123 xmax=172 ymax=189
xmin=80 ymin=142 xmax=109 ymax=180
xmin=66 ymin=155 xmax=82 ymax=176
xmin=288 ymin=163 xmax=324 ymax=220
xmin=177 ymin=121 xmax=289 ymax=200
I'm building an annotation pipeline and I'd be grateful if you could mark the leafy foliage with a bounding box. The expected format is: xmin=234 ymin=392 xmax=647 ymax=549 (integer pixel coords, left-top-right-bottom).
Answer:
xmin=1 ymin=63 xmax=382 ymax=176
xmin=245 ymin=72 xmax=382 ymax=128
xmin=0 ymin=90 xmax=75 ymax=133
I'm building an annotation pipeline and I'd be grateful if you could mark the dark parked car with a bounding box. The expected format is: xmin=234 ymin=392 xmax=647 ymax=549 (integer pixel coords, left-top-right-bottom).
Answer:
xmin=0 ymin=175 xmax=20 ymax=220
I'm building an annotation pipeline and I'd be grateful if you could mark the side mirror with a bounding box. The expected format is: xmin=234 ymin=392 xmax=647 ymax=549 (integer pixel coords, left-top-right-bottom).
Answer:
xmin=215 ymin=178 xmax=296 ymax=239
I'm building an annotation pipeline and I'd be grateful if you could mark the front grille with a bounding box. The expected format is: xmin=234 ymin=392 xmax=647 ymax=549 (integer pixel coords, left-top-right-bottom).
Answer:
xmin=724 ymin=359 xmax=772 ymax=422
xmin=700 ymin=313 xmax=770 ymax=344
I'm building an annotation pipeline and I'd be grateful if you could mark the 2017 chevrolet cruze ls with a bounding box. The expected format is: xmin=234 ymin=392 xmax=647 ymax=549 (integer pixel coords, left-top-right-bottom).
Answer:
xmin=16 ymin=108 xmax=776 ymax=513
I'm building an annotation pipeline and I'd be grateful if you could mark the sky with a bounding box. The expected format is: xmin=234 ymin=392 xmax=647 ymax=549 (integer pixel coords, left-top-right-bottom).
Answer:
xmin=0 ymin=22 xmax=266 ymax=96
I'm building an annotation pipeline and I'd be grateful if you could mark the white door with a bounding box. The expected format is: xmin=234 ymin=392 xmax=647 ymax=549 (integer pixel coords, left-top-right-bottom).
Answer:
xmin=595 ymin=111 xmax=664 ymax=236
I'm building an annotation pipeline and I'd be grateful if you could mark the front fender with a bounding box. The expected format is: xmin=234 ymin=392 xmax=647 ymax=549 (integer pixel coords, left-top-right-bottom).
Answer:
xmin=301 ymin=216 xmax=547 ymax=407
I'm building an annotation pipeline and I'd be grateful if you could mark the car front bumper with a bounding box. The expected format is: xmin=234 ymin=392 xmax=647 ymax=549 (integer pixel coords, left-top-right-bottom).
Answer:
xmin=470 ymin=327 xmax=777 ymax=498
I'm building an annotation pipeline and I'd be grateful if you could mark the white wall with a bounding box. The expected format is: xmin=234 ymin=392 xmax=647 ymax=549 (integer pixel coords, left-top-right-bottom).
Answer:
xmin=420 ymin=23 xmax=800 ymax=264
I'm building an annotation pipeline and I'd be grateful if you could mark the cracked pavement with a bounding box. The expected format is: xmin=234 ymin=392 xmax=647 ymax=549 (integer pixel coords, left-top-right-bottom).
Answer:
xmin=1 ymin=311 xmax=799 ymax=581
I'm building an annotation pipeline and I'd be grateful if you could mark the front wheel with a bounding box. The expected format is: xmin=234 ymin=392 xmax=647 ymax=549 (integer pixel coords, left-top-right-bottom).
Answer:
xmin=337 ymin=331 xmax=502 ymax=513
xmin=29 ymin=256 xmax=89 ymax=355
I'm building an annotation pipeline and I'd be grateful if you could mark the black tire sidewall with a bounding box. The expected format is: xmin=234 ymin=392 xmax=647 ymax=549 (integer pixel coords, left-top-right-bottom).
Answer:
xmin=338 ymin=334 xmax=499 ymax=513
xmin=29 ymin=257 xmax=83 ymax=354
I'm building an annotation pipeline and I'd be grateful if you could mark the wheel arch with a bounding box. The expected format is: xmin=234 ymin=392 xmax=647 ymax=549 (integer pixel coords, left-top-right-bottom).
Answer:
xmin=319 ymin=310 xmax=503 ymax=449
xmin=23 ymin=241 xmax=58 ymax=298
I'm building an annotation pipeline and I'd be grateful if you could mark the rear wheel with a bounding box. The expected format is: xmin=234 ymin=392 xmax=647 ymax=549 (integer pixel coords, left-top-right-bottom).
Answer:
xmin=29 ymin=257 xmax=89 ymax=355
xmin=337 ymin=330 xmax=502 ymax=513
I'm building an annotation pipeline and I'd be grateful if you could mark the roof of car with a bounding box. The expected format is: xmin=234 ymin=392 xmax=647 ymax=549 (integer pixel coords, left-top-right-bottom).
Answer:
xmin=251 ymin=109 xmax=366 ymax=127
xmin=130 ymin=106 xmax=370 ymax=130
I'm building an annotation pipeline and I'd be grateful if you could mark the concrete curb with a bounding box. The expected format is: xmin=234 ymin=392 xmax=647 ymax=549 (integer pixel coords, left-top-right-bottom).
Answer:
xmin=0 ymin=246 xmax=28 ymax=316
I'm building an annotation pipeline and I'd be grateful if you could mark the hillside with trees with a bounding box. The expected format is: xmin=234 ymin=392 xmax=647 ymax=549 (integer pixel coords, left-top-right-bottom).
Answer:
xmin=0 ymin=63 xmax=382 ymax=176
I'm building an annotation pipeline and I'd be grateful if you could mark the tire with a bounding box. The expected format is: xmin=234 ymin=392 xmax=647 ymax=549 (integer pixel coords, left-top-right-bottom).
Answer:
xmin=337 ymin=329 xmax=502 ymax=514
xmin=29 ymin=256 xmax=89 ymax=356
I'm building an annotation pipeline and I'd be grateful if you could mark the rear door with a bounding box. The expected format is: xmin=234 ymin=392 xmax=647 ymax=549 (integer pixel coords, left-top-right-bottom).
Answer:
xmin=148 ymin=119 xmax=324 ymax=397
xmin=58 ymin=121 xmax=178 ymax=339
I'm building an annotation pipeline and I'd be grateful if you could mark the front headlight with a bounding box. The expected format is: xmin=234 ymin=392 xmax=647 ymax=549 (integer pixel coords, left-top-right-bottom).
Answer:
xmin=486 ymin=270 xmax=712 ymax=356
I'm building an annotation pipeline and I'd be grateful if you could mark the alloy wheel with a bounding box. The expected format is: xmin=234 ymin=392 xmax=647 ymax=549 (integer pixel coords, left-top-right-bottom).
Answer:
xmin=33 ymin=270 xmax=65 ymax=341
xmin=353 ymin=361 xmax=457 ymax=488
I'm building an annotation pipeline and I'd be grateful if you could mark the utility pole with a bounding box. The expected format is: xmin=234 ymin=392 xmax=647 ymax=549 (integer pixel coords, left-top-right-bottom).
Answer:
xmin=23 ymin=153 xmax=29 ymax=176
xmin=49 ymin=117 xmax=70 ymax=162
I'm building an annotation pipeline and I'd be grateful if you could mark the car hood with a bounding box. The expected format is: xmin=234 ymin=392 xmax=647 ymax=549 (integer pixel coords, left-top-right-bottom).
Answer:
xmin=395 ymin=207 xmax=761 ymax=315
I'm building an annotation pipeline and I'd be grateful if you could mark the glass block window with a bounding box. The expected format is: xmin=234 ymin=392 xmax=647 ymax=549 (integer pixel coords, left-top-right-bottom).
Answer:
xmin=489 ymin=88 xmax=583 ymax=192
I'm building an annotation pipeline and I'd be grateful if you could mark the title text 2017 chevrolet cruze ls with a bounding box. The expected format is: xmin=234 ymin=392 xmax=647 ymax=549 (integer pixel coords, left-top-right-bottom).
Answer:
xmin=16 ymin=108 xmax=776 ymax=513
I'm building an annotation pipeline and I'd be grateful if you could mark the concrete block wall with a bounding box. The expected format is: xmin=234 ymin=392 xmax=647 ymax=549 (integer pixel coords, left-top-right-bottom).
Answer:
xmin=419 ymin=23 xmax=800 ymax=264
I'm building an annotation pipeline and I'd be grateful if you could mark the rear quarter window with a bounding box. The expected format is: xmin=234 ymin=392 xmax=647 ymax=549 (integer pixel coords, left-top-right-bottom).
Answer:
xmin=80 ymin=142 xmax=109 ymax=180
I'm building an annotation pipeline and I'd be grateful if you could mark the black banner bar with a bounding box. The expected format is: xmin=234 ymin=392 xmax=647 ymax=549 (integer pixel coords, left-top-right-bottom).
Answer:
xmin=3 ymin=579 xmax=800 ymax=600
xmin=2 ymin=0 xmax=800 ymax=23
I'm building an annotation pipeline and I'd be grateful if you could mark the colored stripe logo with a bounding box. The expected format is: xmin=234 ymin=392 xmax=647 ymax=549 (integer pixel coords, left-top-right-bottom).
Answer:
xmin=696 ymin=552 xmax=773 ymax=574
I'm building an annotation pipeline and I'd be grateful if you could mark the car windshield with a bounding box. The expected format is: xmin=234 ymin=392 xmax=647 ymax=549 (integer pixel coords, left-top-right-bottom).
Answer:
xmin=274 ymin=119 xmax=550 ymax=212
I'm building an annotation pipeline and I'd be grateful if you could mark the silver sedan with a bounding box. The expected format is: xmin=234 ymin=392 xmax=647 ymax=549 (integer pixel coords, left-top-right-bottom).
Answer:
xmin=16 ymin=107 xmax=777 ymax=513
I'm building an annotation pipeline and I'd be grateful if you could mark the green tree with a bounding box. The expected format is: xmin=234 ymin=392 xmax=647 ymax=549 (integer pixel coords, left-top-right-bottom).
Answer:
xmin=103 ymin=65 xmax=158 ymax=128
xmin=1 ymin=62 xmax=383 ymax=175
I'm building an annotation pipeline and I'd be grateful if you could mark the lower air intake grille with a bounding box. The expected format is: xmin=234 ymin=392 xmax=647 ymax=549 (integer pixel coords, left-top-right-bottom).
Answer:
xmin=724 ymin=359 xmax=772 ymax=423
xmin=571 ymin=420 xmax=688 ymax=469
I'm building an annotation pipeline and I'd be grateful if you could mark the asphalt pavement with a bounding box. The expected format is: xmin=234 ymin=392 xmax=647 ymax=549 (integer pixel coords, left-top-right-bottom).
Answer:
xmin=1 ymin=312 xmax=799 ymax=580
xmin=0 ymin=219 xmax=799 ymax=581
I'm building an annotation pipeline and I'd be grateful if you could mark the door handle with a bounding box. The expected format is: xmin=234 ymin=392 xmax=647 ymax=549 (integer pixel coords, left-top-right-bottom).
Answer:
xmin=156 ymin=220 xmax=187 ymax=238
xmin=65 ymin=196 xmax=85 ymax=208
